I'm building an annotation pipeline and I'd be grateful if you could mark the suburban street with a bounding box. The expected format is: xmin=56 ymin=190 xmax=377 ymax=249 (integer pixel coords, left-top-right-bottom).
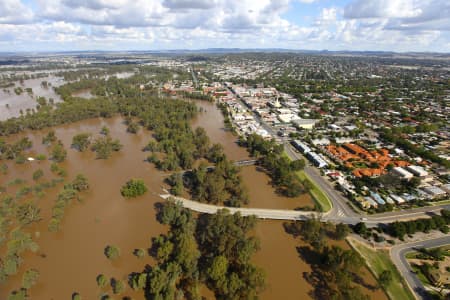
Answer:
xmin=391 ymin=236 xmax=450 ymax=300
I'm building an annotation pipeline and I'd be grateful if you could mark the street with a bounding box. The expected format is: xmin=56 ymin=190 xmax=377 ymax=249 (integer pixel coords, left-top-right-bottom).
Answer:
xmin=391 ymin=236 xmax=450 ymax=300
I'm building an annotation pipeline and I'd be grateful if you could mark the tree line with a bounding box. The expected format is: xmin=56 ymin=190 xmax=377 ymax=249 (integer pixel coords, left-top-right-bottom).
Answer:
xmin=240 ymin=133 xmax=307 ymax=197
xmin=125 ymin=200 xmax=265 ymax=299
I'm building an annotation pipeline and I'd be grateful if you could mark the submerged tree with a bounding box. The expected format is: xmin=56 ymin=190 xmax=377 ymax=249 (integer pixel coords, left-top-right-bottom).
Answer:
xmin=120 ymin=179 xmax=147 ymax=198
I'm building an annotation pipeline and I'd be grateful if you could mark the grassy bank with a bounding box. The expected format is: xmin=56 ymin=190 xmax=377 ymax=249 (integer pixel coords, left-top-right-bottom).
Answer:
xmin=295 ymin=169 xmax=332 ymax=212
xmin=348 ymin=237 xmax=416 ymax=300
xmin=282 ymin=152 xmax=332 ymax=212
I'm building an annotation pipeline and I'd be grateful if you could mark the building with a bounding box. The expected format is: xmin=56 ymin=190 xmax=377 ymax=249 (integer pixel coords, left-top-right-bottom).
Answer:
xmin=292 ymin=140 xmax=312 ymax=154
xmin=390 ymin=194 xmax=406 ymax=204
xmin=306 ymin=152 xmax=328 ymax=168
xmin=364 ymin=197 xmax=378 ymax=208
xmin=406 ymin=165 xmax=429 ymax=177
xmin=392 ymin=167 xmax=414 ymax=180
xmin=370 ymin=192 xmax=386 ymax=205
xmin=423 ymin=186 xmax=447 ymax=199
xmin=292 ymin=119 xmax=318 ymax=130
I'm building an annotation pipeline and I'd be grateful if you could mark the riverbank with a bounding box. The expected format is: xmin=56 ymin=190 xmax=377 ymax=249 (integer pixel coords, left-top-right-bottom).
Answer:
xmin=348 ymin=237 xmax=416 ymax=300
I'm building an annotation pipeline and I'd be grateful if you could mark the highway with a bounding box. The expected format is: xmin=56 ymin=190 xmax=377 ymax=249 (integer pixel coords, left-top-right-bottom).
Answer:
xmin=391 ymin=236 xmax=450 ymax=300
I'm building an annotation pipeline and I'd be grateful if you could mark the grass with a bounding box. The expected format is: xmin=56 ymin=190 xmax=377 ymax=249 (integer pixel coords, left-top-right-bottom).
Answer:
xmin=348 ymin=237 xmax=416 ymax=300
xmin=295 ymin=169 xmax=332 ymax=212
xmin=282 ymin=151 xmax=333 ymax=212
xmin=430 ymin=198 xmax=450 ymax=206
xmin=410 ymin=264 xmax=432 ymax=286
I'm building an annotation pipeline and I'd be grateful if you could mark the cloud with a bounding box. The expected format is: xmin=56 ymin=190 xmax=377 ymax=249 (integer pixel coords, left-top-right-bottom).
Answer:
xmin=344 ymin=0 xmax=422 ymax=19
xmin=0 ymin=0 xmax=34 ymax=24
xmin=162 ymin=0 xmax=217 ymax=10
xmin=0 ymin=0 xmax=447 ymax=52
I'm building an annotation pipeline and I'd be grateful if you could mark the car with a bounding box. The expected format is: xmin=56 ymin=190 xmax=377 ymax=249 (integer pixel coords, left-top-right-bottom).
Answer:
xmin=360 ymin=217 xmax=368 ymax=221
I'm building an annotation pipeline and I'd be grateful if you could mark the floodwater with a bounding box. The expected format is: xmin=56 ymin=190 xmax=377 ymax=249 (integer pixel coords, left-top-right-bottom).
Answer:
xmin=0 ymin=99 xmax=387 ymax=300
xmin=0 ymin=76 xmax=63 ymax=120
xmin=0 ymin=116 xmax=165 ymax=299
xmin=72 ymin=89 xmax=94 ymax=99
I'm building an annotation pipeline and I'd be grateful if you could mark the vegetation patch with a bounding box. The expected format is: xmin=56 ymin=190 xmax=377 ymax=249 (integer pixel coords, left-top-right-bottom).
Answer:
xmin=348 ymin=237 xmax=415 ymax=300
xmin=120 ymin=179 xmax=148 ymax=198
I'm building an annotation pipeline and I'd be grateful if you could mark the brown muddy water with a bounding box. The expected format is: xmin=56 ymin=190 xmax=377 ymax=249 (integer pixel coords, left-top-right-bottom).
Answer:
xmin=0 ymin=99 xmax=386 ymax=300
xmin=0 ymin=76 xmax=64 ymax=120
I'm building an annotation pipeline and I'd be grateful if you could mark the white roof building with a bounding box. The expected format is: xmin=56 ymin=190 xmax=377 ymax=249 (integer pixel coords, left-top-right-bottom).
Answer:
xmin=392 ymin=167 xmax=414 ymax=180
xmin=406 ymin=165 xmax=429 ymax=177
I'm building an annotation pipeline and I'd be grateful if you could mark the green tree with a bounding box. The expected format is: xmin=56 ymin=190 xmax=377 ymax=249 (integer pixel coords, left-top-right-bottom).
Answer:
xmin=121 ymin=179 xmax=148 ymax=198
xmin=32 ymin=169 xmax=44 ymax=181
xmin=354 ymin=222 xmax=367 ymax=236
xmin=133 ymin=248 xmax=146 ymax=259
xmin=100 ymin=126 xmax=110 ymax=135
xmin=127 ymin=122 xmax=139 ymax=134
xmin=71 ymin=174 xmax=89 ymax=191
xmin=51 ymin=141 xmax=67 ymax=162
xmin=96 ymin=274 xmax=108 ymax=288
xmin=8 ymin=289 xmax=28 ymax=300
xmin=22 ymin=269 xmax=39 ymax=289
xmin=104 ymin=245 xmax=120 ymax=260
xmin=71 ymin=133 xmax=91 ymax=151
xmin=335 ymin=223 xmax=350 ymax=240
xmin=379 ymin=270 xmax=392 ymax=287
xmin=111 ymin=278 xmax=126 ymax=294
xmin=207 ymin=255 xmax=228 ymax=282
xmin=42 ymin=130 xmax=56 ymax=145
xmin=91 ymin=136 xmax=122 ymax=159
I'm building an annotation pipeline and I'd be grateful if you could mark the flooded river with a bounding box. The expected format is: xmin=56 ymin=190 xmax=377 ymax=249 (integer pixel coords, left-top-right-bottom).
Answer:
xmin=0 ymin=99 xmax=386 ymax=300
xmin=0 ymin=76 xmax=63 ymax=121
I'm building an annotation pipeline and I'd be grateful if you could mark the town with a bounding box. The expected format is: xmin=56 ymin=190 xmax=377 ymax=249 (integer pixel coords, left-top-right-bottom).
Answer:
xmin=158 ymin=53 xmax=450 ymax=215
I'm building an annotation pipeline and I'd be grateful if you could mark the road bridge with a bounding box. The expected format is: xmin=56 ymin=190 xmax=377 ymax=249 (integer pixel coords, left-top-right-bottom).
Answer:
xmin=160 ymin=194 xmax=324 ymax=221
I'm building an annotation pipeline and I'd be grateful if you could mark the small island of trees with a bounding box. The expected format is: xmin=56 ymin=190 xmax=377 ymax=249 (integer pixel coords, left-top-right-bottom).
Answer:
xmin=120 ymin=179 xmax=148 ymax=198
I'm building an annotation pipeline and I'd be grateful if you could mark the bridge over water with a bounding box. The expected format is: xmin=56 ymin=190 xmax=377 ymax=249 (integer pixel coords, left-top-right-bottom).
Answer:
xmin=160 ymin=194 xmax=325 ymax=221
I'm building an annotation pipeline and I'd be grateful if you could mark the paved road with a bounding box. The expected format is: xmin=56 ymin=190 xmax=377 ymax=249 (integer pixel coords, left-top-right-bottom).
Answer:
xmin=160 ymin=194 xmax=449 ymax=226
xmin=160 ymin=194 xmax=324 ymax=220
xmin=391 ymin=236 xmax=450 ymax=300
xmin=283 ymin=142 xmax=358 ymax=220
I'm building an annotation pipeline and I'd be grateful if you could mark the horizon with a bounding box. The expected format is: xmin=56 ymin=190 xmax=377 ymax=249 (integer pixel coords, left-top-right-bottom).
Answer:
xmin=0 ymin=48 xmax=450 ymax=56
xmin=0 ymin=0 xmax=449 ymax=53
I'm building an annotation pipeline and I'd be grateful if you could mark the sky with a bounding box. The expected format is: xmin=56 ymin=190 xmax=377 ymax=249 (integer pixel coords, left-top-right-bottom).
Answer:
xmin=0 ymin=0 xmax=449 ymax=52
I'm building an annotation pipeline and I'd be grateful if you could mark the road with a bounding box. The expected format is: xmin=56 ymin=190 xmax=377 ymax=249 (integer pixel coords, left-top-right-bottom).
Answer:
xmin=160 ymin=194 xmax=449 ymax=226
xmin=216 ymin=85 xmax=450 ymax=299
xmin=391 ymin=236 xmax=450 ymax=300
xmin=190 ymin=66 xmax=198 ymax=88
xmin=223 ymin=84 xmax=450 ymax=225
xmin=160 ymin=194 xmax=323 ymax=221
xmin=283 ymin=142 xmax=450 ymax=225
xmin=283 ymin=142 xmax=358 ymax=221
